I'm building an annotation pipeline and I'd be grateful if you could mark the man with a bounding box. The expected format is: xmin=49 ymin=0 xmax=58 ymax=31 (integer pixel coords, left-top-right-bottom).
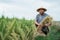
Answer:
xmin=35 ymin=7 xmax=51 ymax=36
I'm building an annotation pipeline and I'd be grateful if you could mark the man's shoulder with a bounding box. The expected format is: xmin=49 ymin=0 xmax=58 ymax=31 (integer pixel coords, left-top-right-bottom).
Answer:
xmin=44 ymin=13 xmax=49 ymax=16
xmin=36 ymin=14 xmax=40 ymax=17
xmin=44 ymin=13 xmax=52 ymax=19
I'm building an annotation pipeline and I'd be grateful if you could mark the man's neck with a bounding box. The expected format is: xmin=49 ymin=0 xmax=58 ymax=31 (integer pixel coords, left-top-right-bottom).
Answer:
xmin=39 ymin=13 xmax=45 ymax=16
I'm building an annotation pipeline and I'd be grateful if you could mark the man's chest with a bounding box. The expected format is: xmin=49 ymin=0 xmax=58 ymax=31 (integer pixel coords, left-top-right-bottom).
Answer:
xmin=38 ymin=16 xmax=46 ymax=21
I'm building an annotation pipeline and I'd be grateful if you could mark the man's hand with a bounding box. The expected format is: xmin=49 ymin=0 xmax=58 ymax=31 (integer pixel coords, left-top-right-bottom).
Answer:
xmin=38 ymin=24 xmax=42 ymax=26
xmin=45 ymin=23 xmax=51 ymax=26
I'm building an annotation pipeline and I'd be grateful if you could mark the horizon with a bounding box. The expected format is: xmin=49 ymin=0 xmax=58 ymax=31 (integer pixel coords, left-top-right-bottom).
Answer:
xmin=0 ymin=15 xmax=60 ymax=21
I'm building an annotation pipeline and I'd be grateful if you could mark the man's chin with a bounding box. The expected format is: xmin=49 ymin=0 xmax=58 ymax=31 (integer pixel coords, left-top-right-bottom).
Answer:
xmin=40 ymin=13 xmax=44 ymax=15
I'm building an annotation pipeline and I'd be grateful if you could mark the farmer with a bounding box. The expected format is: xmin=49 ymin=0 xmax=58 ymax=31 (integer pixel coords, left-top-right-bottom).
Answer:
xmin=35 ymin=7 xmax=51 ymax=36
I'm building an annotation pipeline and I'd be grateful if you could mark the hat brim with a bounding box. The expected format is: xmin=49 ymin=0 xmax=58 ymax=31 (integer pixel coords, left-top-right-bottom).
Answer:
xmin=37 ymin=8 xmax=47 ymax=12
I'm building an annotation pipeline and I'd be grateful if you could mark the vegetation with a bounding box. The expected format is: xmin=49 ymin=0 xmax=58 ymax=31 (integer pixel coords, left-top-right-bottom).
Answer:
xmin=0 ymin=16 xmax=60 ymax=40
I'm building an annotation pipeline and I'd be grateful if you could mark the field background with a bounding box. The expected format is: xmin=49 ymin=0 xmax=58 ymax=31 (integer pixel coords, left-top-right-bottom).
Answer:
xmin=0 ymin=16 xmax=60 ymax=40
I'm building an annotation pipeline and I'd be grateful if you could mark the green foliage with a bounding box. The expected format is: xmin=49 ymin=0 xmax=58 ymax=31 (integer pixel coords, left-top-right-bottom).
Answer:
xmin=0 ymin=16 xmax=36 ymax=40
xmin=0 ymin=16 xmax=60 ymax=40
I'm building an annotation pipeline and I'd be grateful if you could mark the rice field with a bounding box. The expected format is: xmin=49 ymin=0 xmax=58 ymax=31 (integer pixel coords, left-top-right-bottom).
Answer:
xmin=0 ymin=16 xmax=60 ymax=40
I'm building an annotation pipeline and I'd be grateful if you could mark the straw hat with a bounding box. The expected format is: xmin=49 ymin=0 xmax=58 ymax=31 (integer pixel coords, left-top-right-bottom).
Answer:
xmin=37 ymin=7 xmax=47 ymax=12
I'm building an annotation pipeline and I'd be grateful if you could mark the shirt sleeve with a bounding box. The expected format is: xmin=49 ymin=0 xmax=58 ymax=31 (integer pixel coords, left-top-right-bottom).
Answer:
xmin=35 ymin=14 xmax=39 ymax=22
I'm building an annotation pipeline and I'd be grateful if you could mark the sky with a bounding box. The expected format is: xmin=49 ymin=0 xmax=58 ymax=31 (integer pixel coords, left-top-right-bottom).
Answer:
xmin=0 ymin=0 xmax=60 ymax=21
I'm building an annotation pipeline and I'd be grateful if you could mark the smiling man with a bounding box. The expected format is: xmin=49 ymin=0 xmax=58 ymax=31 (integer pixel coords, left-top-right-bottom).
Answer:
xmin=35 ymin=7 xmax=51 ymax=36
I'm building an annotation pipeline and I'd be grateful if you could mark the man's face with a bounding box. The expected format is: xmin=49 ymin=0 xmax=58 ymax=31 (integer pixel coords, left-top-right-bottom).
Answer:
xmin=39 ymin=9 xmax=45 ymax=15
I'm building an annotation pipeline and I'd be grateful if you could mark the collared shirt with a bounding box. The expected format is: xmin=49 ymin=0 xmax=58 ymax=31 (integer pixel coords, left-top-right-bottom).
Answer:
xmin=36 ymin=13 xmax=49 ymax=23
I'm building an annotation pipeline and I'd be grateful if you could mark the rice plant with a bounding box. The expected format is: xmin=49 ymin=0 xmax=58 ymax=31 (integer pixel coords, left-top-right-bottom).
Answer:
xmin=0 ymin=16 xmax=60 ymax=40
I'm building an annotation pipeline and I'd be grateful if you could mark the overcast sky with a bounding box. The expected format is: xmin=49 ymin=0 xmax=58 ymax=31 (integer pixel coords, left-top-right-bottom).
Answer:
xmin=0 ymin=0 xmax=60 ymax=21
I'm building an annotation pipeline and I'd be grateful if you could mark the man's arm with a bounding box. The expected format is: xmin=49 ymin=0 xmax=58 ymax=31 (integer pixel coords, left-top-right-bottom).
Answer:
xmin=35 ymin=21 xmax=40 ymax=26
xmin=35 ymin=20 xmax=42 ymax=26
xmin=35 ymin=14 xmax=42 ymax=26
